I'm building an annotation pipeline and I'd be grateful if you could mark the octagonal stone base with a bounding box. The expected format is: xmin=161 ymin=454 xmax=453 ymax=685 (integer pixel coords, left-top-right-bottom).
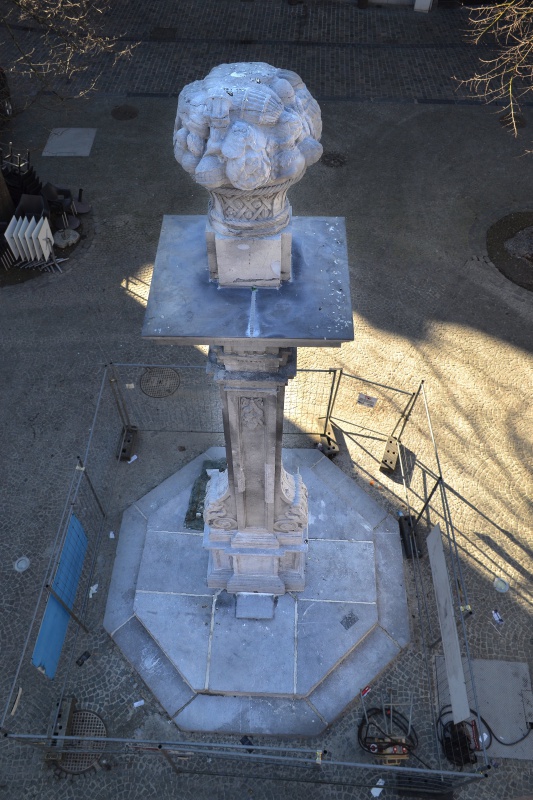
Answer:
xmin=104 ymin=448 xmax=410 ymax=735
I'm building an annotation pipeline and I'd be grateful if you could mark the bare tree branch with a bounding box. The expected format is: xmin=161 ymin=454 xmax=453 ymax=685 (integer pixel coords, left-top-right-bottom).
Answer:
xmin=463 ymin=0 xmax=533 ymax=135
xmin=0 ymin=0 xmax=135 ymax=100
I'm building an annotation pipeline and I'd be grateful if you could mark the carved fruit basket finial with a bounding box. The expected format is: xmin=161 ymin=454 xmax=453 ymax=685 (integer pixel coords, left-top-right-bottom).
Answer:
xmin=174 ymin=62 xmax=322 ymax=238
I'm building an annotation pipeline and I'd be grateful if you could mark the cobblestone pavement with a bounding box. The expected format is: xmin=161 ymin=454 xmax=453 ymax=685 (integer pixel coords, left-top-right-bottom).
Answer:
xmin=1 ymin=2 xmax=533 ymax=799
xmin=3 ymin=0 xmax=490 ymax=102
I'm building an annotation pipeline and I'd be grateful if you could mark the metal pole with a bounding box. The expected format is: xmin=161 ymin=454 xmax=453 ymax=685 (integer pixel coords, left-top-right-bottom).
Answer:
xmin=391 ymin=380 xmax=424 ymax=442
xmin=340 ymin=372 xmax=413 ymax=396
xmin=45 ymin=585 xmax=89 ymax=634
xmin=414 ymin=477 xmax=442 ymax=528
xmin=360 ymin=689 xmax=369 ymax=725
xmin=108 ymin=365 xmax=132 ymax=429
xmin=323 ymin=368 xmax=341 ymax=435
xmin=81 ymin=466 xmax=106 ymax=517
xmin=2 ymin=732 xmax=491 ymax=779
xmin=160 ymin=747 xmax=183 ymax=776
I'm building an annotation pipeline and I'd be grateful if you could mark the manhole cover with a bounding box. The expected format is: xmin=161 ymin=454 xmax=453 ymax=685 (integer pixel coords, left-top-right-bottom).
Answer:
xmin=111 ymin=104 xmax=139 ymax=121
xmin=140 ymin=367 xmax=180 ymax=398
xmin=58 ymin=710 xmax=106 ymax=774
xmin=486 ymin=211 xmax=533 ymax=291
xmin=321 ymin=152 xmax=347 ymax=168
xmin=14 ymin=556 xmax=30 ymax=572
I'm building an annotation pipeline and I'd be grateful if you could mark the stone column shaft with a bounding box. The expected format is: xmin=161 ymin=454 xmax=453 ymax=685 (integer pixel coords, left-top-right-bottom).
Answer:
xmin=203 ymin=345 xmax=308 ymax=594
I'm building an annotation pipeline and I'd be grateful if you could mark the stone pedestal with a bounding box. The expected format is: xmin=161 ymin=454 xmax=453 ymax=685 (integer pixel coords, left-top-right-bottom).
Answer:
xmin=159 ymin=62 xmax=338 ymax=594
xmin=203 ymin=346 xmax=307 ymax=594
xmin=205 ymin=180 xmax=295 ymax=286
xmin=103 ymin=448 xmax=411 ymax=735
xmin=206 ymin=223 xmax=293 ymax=286
xmin=142 ymin=214 xmax=354 ymax=595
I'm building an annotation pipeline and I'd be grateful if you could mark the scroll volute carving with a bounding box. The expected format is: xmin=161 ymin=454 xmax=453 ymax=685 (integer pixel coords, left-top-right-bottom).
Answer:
xmin=274 ymin=469 xmax=308 ymax=533
xmin=203 ymin=470 xmax=237 ymax=530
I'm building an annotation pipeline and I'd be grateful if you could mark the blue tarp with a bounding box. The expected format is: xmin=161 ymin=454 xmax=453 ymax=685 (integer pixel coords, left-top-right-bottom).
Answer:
xmin=31 ymin=514 xmax=88 ymax=679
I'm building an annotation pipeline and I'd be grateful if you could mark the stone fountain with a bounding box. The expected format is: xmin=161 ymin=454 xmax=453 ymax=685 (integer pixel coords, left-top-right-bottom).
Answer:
xmin=104 ymin=63 xmax=410 ymax=735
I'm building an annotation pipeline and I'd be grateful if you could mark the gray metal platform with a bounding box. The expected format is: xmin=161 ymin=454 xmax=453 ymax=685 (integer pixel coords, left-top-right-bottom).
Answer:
xmin=142 ymin=216 xmax=354 ymax=347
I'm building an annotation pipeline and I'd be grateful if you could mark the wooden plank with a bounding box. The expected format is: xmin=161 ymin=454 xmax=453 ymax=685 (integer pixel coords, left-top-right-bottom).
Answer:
xmin=427 ymin=525 xmax=470 ymax=723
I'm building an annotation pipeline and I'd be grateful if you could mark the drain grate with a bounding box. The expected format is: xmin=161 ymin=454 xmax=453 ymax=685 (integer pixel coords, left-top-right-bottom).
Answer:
xmin=140 ymin=367 xmax=180 ymax=398
xmin=340 ymin=611 xmax=359 ymax=630
xmin=58 ymin=710 xmax=106 ymax=774
xmin=111 ymin=104 xmax=139 ymax=121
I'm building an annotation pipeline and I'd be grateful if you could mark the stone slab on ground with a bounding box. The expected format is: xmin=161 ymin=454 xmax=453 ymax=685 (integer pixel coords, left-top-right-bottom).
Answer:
xmin=236 ymin=593 xmax=276 ymax=620
xmin=374 ymin=530 xmax=411 ymax=647
xmin=104 ymin=449 xmax=410 ymax=734
xmin=112 ymin=616 xmax=194 ymax=718
xmin=435 ymin=658 xmax=533 ymax=760
xmin=135 ymin=592 xmax=213 ymax=690
xmin=308 ymin=626 xmax=403 ymax=723
xmin=209 ymin=593 xmax=295 ymax=694
xmin=136 ymin=530 xmax=213 ymax=595
xmin=175 ymin=695 xmax=324 ymax=736
xmin=311 ymin=457 xmax=390 ymax=529
xmin=303 ymin=539 xmax=376 ymax=603
xmin=42 ymin=127 xmax=97 ymax=156
xmin=296 ymin=599 xmax=378 ymax=695
xmin=103 ymin=504 xmax=148 ymax=637
xmin=301 ymin=465 xmax=375 ymax=540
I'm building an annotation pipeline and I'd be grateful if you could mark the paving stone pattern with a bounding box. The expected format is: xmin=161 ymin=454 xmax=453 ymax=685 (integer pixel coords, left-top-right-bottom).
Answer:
xmin=2 ymin=1 xmax=490 ymax=102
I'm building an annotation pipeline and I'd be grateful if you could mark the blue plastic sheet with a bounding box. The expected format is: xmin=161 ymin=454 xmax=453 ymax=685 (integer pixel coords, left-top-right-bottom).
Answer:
xmin=31 ymin=514 xmax=88 ymax=679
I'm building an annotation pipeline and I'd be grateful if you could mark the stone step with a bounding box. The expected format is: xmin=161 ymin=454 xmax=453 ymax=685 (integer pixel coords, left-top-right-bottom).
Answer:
xmin=112 ymin=616 xmax=194 ymax=719
xmin=127 ymin=611 xmax=398 ymax=735
xmin=175 ymin=694 xmax=324 ymax=736
xmin=309 ymin=455 xmax=389 ymax=531
xmin=103 ymin=504 xmax=148 ymax=637
xmin=307 ymin=625 xmax=405 ymax=725
xmin=105 ymin=448 xmax=410 ymax=735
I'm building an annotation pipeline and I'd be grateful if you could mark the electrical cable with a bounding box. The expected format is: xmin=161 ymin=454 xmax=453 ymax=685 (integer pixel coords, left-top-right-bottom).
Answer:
xmin=358 ymin=706 xmax=419 ymax=757
xmin=437 ymin=705 xmax=532 ymax=756
xmin=405 ymin=749 xmax=435 ymax=771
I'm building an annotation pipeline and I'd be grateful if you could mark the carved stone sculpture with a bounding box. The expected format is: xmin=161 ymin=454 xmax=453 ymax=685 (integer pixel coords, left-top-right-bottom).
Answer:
xmin=174 ymin=62 xmax=322 ymax=196
xmin=201 ymin=345 xmax=309 ymax=594
xmin=174 ymin=62 xmax=323 ymax=286
xmin=169 ymin=64 xmax=330 ymax=593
